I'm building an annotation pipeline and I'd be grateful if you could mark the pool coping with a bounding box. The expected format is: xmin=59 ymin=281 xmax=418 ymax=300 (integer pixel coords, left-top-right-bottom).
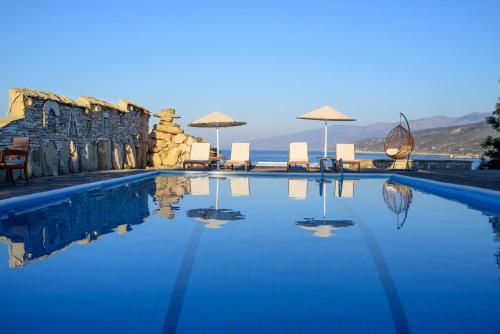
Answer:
xmin=0 ymin=170 xmax=499 ymax=214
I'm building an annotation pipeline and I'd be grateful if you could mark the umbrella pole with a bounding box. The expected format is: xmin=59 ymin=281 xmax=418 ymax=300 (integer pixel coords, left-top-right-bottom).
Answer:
xmin=216 ymin=127 xmax=220 ymax=170
xmin=323 ymin=181 xmax=327 ymax=218
xmin=215 ymin=178 xmax=219 ymax=210
xmin=324 ymin=120 xmax=328 ymax=157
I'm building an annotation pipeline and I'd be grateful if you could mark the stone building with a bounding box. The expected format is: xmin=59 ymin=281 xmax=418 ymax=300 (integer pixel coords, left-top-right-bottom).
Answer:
xmin=0 ymin=88 xmax=150 ymax=179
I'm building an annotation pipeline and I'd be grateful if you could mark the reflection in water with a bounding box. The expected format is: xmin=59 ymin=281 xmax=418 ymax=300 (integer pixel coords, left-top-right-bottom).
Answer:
xmin=186 ymin=208 xmax=245 ymax=229
xmin=0 ymin=180 xmax=154 ymax=268
xmin=186 ymin=176 xmax=246 ymax=229
xmin=295 ymin=178 xmax=355 ymax=238
xmin=382 ymin=181 xmax=413 ymax=229
xmin=490 ymin=217 xmax=500 ymax=276
xmin=335 ymin=179 xmax=355 ymax=198
xmin=154 ymin=176 xmax=192 ymax=219
xmin=296 ymin=218 xmax=354 ymax=238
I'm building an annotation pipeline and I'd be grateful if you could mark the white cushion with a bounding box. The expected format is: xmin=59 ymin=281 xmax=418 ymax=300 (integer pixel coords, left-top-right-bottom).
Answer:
xmin=289 ymin=142 xmax=308 ymax=161
xmin=230 ymin=143 xmax=250 ymax=161
xmin=336 ymin=144 xmax=356 ymax=161
xmin=189 ymin=143 xmax=210 ymax=160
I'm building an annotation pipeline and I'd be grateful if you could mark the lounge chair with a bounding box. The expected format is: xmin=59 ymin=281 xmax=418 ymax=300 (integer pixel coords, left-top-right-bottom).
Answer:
xmin=287 ymin=142 xmax=310 ymax=171
xmin=288 ymin=179 xmax=308 ymax=199
xmin=183 ymin=143 xmax=211 ymax=170
xmin=335 ymin=144 xmax=361 ymax=172
xmin=224 ymin=143 xmax=251 ymax=171
xmin=0 ymin=137 xmax=30 ymax=184
xmin=230 ymin=177 xmax=250 ymax=196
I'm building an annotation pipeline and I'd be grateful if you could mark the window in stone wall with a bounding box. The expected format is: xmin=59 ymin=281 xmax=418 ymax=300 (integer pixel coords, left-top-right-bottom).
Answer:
xmin=69 ymin=111 xmax=78 ymax=137
xmin=42 ymin=110 xmax=47 ymax=128
xmin=86 ymin=119 xmax=92 ymax=137
xmin=48 ymin=109 xmax=57 ymax=132
xmin=103 ymin=115 xmax=110 ymax=137
xmin=120 ymin=113 xmax=125 ymax=126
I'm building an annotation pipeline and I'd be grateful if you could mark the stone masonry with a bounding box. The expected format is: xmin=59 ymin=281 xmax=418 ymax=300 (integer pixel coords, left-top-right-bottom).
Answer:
xmin=148 ymin=108 xmax=205 ymax=168
xmin=0 ymin=88 xmax=150 ymax=182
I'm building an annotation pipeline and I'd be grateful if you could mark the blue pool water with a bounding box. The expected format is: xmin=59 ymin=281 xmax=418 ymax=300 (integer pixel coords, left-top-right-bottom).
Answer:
xmin=0 ymin=174 xmax=499 ymax=333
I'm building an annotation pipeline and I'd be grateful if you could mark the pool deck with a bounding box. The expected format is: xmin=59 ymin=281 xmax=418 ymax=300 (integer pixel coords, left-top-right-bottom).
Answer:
xmin=1 ymin=167 xmax=499 ymax=200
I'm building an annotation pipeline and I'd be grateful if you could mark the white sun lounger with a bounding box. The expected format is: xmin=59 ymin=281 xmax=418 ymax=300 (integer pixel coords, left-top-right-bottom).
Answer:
xmin=287 ymin=142 xmax=310 ymax=171
xmin=336 ymin=144 xmax=361 ymax=172
xmin=224 ymin=143 xmax=251 ymax=171
xmin=183 ymin=143 xmax=211 ymax=170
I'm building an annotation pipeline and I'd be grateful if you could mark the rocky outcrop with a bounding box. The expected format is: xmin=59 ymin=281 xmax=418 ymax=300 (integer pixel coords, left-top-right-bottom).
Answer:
xmin=148 ymin=108 xmax=205 ymax=168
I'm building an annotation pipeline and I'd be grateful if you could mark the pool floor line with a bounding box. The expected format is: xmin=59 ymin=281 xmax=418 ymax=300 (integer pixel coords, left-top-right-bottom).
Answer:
xmin=162 ymin=222 xmax=204 ymax=334
xmin=339 ymin=202 xmax=411 ymax=334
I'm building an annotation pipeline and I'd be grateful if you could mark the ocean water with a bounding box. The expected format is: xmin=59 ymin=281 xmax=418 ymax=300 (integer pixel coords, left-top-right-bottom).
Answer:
xmin=0 ymin=174 xmax=498 ymax=333
xmin=219 ymin=149 xmax=480 ymax=168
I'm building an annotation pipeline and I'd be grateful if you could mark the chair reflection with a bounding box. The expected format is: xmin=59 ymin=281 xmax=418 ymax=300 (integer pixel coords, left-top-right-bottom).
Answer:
xmin=288 ymin=179 xmax=308 ymax=200
xmin=382 ymin=181 xmax=413 ymax=229
xmin=230 ymin=177 xmax=250 ymax=196
xmin=190 ymin=177 xmax=210 ymax=196
xmin=335 ymin=179 xmax=355 ymax=198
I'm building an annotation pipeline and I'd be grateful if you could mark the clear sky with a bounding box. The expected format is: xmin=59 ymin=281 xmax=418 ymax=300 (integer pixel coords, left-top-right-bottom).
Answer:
xmin=0 ymin=0 xmax=499 ymax=144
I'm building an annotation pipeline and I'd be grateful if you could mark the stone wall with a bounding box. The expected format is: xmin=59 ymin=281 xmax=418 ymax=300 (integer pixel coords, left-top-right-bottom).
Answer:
xmin=148 ymin=108 xmax=205 ymax=168
xmin=0 ymin=88 xmax=150 ymax=182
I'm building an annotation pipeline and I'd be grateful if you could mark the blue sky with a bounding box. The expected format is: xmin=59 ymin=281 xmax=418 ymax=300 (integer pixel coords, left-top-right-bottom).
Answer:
xmin=0 ymin=0 xmax=499 ymax=144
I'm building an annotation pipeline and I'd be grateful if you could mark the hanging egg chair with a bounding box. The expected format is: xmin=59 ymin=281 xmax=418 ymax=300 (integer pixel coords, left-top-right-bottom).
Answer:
xmin=382 ymin=181 xmax=413 ymax=229
xmin=384 ymin=113 xmax=414 ymax=168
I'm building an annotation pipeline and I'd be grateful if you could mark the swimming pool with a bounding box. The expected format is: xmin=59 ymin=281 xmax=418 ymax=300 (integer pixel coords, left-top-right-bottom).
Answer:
xmin=1 ymin=173 xmax=499 ymax=333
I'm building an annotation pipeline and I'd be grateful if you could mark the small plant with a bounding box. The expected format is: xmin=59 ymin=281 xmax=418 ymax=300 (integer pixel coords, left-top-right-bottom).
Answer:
xmin=480 ymin=96 xmax=500 ymax=169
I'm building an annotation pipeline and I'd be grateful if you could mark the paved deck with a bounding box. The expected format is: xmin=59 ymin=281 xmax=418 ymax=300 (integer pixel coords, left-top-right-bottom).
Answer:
xmin=1 ymin=168 xmax=499 ymax=200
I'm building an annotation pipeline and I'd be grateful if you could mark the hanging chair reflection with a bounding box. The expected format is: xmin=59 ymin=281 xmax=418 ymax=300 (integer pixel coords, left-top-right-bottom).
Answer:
xmin=382 ymin=181 xmax=413 ymax=229
xmin=384 ymin=113 xmax=414 ymax=169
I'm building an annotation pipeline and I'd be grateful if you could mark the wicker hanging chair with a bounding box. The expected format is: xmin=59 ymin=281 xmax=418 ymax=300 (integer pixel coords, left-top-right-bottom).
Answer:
xmin=384 ymin=113 xmax=414 ymax=166
xmin=382 ymin=181 xmax=413 ymax=229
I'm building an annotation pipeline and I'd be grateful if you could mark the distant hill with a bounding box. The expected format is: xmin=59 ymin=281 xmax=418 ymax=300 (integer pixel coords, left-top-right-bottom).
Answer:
xmin=250 ymin=112 xmax=489 ymax=151
xmin=355 ymin=121 xmax=497 ymax=157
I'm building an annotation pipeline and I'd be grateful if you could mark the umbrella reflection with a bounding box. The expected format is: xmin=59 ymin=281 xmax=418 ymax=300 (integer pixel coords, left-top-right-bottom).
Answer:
xmin=186 ymin=176 xmax=246 ymax=229
xmin=295 ymin=178 xmax=354 ymax=238
xmin=382 ymin=181 xmax=413 ymax=229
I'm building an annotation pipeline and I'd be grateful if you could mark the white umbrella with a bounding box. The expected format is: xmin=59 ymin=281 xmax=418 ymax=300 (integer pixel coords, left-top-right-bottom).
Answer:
xmin=297 ymin=106 xmax=356 ymax=157
xmin=188 ymin=111 xmax=246 ymax=159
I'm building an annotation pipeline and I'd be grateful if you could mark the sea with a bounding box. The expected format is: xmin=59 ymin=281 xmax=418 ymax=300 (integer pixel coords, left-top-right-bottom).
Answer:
xmin=218 ymin=149 xmax=481 ymax=169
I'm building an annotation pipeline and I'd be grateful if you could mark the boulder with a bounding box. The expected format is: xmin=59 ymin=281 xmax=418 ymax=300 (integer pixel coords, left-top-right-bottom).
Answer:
xmin=43 ymin=141 xmax=59 ymax=176
xmin=159 ymin=115 xmax=173 ymax=123
xmin=58 ymin=141 xmax=71 ymax=175
xmin=151 ymin=152 xmax=162 ymax=167
xmin=164 ymin=147 xmax=181 ymax=167
xmin=173 ymin=133 xmax=187 ymax=144
xmin=154 ymin=124 xmax=183 ymax=135
xmin=184 ymin=136 xmax=195 ymax=146
xmin=29 ymin=144 xmax=43 ymax=177
xmin=79 ymin=143 xmax=94 ymax=172
xmin=124 ymin=143 xmax=137 ymax=169
xmin=69 ymin=140 xmax=79 ymax=173
xmin=112 ymin=141 xmax=124 ymax=170
xmin=151 ymin=131 xmax=172 ymax=141
xmin=97 ymin=140 xmax=112 ymax=170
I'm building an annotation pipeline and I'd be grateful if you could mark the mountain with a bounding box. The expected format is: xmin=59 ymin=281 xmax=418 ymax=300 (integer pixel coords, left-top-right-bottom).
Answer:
xmin=250 ymin=112 xmax=489 ymax=150
xmin=356 ymin=121 xmax=497 ymax=157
